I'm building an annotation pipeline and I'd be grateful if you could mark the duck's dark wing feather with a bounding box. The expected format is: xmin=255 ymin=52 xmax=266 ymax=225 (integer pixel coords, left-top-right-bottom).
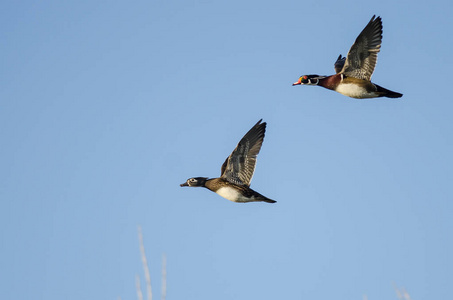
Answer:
xmin=334 ymin=54 xmax=346 ymax=74
xmin=220 ymin=119 xmax=266 ymax=187
xmin=340 ymin=15 xmax=382 ymax=81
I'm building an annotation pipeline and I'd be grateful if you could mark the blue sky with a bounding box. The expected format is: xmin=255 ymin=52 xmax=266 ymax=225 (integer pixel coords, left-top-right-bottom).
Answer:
xmin=1 ymin=0 xmax=452 ymax=299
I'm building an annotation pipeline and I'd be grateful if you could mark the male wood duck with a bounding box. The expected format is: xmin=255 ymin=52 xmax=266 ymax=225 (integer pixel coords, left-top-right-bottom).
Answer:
xmin=180 ymin=119 xmax=276 ymax=203
xmin=292 ymin=15 xmax=403 ymax=99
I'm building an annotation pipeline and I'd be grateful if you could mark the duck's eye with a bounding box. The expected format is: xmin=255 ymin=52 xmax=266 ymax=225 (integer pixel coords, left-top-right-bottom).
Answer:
xmin=301 ymin=76 xmax=309 ymax=83
xmin=189 ymin=178 xmax=196 ymax=183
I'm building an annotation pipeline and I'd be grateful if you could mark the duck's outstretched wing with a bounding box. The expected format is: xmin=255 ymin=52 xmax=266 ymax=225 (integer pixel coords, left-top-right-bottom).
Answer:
xmin=340 ymin=15 xmax=382 ymax=81
xmin=220 ymin=119 xmax=266 ymax=187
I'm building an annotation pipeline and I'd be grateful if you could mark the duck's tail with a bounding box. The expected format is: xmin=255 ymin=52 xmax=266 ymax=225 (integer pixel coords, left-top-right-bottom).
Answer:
xmin=261 ymin=198 xmax=277 ymax=203
xmin=376 ymin=84 xmax=403 ymax=98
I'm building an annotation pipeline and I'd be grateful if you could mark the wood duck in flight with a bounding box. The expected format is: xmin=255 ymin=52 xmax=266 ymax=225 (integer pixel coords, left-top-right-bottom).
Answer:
xmin=292 ymin=15 xmax=403 ymax=99
xmin=180 ymin=119 xmax=276 ymax=203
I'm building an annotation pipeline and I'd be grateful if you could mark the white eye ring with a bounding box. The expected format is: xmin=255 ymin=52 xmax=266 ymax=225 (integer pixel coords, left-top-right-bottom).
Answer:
xmin=189 ymin=178 xmax=196 ymax=182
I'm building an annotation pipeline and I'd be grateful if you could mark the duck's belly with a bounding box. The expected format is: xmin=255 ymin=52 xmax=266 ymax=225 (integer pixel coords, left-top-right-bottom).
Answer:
xmin=216 ymin=187 xmax=250 ymax=202
xmin=335 ymin=83 xmax=378 ymax=99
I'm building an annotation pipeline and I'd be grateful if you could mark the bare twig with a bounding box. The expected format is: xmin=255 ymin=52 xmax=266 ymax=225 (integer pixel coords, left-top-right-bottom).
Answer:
xmin=136 ymin=274 xmax=144 ymax=300
xmin=138 ymin=225 xmax=153 ymax=300
xmin=393 ymin=283 xmax=411 ymax=300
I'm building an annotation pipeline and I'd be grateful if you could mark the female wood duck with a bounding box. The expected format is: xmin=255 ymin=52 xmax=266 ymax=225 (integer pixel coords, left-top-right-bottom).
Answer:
xmin=292 ymin=15 xmax=403 ymax=99
xmin=180 ymin=119 xmax=276 ymax=203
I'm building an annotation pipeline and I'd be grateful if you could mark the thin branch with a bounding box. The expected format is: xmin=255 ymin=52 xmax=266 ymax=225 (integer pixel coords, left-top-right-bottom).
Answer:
xmin=138 ymin=225 xmax=153 ymax=300
xmin=136 ymin=274 xmax=143 ymax=300
xmin=161 ymin=253 xmax=167 ymax=300
xmin=393 ymin=283 xmax=411 ymax=300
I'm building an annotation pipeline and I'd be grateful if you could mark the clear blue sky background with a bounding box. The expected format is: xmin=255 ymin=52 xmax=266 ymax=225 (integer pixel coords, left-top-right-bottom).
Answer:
xmin=1 ymin=0 xmax=452 ymax=299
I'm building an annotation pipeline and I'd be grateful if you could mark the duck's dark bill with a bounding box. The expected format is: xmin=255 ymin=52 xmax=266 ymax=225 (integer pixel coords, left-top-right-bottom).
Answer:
xmin=180 ymin=182 xmax=189 ymax=187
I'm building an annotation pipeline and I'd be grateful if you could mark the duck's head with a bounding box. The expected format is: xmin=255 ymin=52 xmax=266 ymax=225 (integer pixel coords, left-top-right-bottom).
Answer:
xmin=180 ymin=177 xmax=208 ymax=187
xmin=292 ymin=75 xmax=322 ymax=86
